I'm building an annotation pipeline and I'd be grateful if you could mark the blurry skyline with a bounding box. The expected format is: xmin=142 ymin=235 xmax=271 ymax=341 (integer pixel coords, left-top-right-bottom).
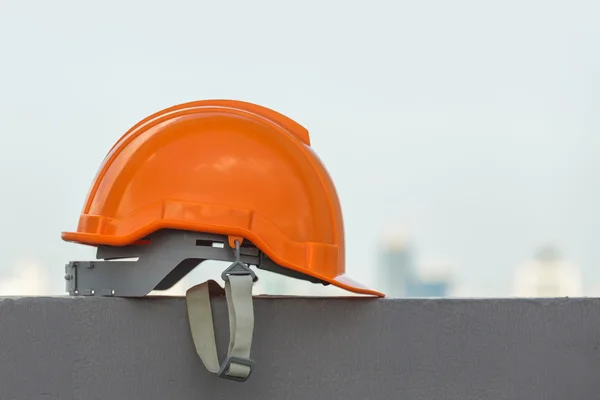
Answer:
xmin=1 ymin=0 xmax=599 ymax=297
xmin=513 ymin=244 xmax=583 ymax=297
xmin=376 ymin=235 xmax=453 ymax=298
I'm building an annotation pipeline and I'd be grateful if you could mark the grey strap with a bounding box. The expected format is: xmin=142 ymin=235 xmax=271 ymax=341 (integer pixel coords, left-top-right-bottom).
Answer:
xmin=185 ymin=270 xmax=255 ymax=381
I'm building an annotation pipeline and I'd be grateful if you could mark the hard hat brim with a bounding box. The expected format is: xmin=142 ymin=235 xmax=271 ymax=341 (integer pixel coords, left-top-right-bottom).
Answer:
xmin=327 ymin=274 xmax=384 ymax=297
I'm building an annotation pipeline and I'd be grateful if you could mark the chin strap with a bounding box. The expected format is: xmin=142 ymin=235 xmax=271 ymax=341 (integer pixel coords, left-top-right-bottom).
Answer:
xmin=185 ymin=240 xmax=257 ymax=382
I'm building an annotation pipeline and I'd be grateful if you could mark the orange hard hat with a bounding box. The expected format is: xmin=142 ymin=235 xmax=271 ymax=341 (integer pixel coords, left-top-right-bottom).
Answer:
xmin=62 ymin=99 xmax=383 ymax=297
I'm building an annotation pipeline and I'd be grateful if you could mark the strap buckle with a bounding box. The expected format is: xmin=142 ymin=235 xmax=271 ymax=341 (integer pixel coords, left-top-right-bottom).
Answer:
xmin=221 ymin=240 xmax=258 ymax=282
xmin=218 ymin=356 xmax=255 ymax=382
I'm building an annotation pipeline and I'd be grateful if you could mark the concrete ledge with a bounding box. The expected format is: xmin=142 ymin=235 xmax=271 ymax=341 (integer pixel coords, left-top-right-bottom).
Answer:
xmin=1 ymin=296 xmax=599 ymax=400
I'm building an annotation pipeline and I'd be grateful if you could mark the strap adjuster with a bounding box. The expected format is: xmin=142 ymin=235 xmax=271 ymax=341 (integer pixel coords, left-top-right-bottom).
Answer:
xmin=218 ymin=356 xmax=255 ymax=382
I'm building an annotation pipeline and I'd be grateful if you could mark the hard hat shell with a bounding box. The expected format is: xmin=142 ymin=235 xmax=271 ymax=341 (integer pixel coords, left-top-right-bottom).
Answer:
xmin=62 ymin=99 xmax=383 ymax=297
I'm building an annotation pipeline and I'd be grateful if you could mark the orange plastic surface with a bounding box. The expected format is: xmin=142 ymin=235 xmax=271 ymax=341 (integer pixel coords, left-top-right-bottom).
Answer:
xmin=62 ymin=100 xmax=383 ymax=297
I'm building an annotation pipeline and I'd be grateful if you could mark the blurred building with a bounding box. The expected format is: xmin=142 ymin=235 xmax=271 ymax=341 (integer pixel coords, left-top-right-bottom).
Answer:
xmin=377 ymin=235 xmax=414 ymax=297
xmin=513 ymin=245 xmax=582 ymax=297
xmin=377 ymin=234 xmax=452 ymax=298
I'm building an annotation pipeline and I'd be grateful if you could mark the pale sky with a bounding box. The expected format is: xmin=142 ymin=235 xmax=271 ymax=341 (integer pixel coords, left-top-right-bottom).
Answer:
xmin=0 ymin=0 xmax=598 ymax=297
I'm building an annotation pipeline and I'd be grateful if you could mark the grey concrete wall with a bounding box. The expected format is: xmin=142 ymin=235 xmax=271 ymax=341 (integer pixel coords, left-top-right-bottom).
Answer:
xmin=1 ymin=296 xmax=599 ymax=400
